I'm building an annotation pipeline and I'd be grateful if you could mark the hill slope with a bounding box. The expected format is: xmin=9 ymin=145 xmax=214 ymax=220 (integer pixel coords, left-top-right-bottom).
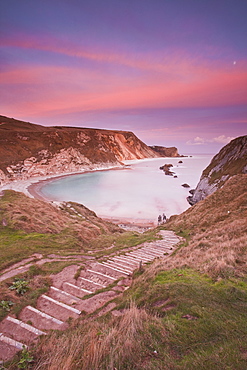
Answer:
xmin=14 ymin=173 xmax=246 ymax=370
xmin=164 ymin=173 xmax=247 ymax=277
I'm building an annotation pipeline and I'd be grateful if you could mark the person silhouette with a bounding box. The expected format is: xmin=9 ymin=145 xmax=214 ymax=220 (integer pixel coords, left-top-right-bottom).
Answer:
xmin=162 ymin=213 xmax=167 ymax=222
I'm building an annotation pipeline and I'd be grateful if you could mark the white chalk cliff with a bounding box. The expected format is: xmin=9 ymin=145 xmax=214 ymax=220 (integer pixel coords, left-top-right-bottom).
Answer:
xmin=188 ymin=135 xmax=247 ymax=205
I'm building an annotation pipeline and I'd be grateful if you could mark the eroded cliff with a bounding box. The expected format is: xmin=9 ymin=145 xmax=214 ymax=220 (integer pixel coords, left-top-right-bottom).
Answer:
xmin=149 ymin=145 xmax=181 ymax=157
xmin=188 ymin=135 xmax=247 ymax=205
xmin=0 ymin=116 xmax=174 ymax=185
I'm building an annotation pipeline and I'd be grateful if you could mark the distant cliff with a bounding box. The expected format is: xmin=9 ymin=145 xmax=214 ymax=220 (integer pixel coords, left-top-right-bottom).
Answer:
xmin=188 ymin=136 xmax=247 ymax=205
xmin=149 ymin=145 xmax=181 ymax=157
xmin=0 ymin=116 xmax=179 ymax=185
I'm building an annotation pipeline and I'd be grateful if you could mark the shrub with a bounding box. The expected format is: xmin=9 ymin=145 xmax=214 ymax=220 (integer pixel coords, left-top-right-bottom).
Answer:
xmin=9 ymin=278 xmax=29 ymax=295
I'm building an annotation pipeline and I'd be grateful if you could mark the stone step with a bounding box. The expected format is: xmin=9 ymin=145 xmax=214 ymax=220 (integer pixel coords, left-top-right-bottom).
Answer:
xmin=110 ymin=258 xmax=138 ymax=270
xmin=37 ymin=295 xmax=81 ymax=321
xmin=80 ymin=270 xmax=114 ymax=286
xmin=156 ymin=241 xmax=174 ymax=247
xmin=142 ymin=245 xmax=168 ymax=254
xmin=77 ymin=291 xmax=118 ymax=314
xmin=163 ymin=237 xmax=180 ymax=242
xmin=77 ymin=276 xmax=106 ymax=291
xmin=62 ymin=282 xmax=93 ymax=298
xmin=160 ymin=231 xmax=178 ymax=237
xmin=118 ymin=254 xmax=142 ymax=264
xmin=19 ymin=305 xmax=67 ymax=331
xmin=137 ymin=248 xmax=161 ymax=258
xmin=113 ymin=256 xmax=139 ymax=268
xmin=142 ymin=247 xmax=169 ymax=257
xmin=101 ymin=261 xmax=131 ymax=275
xmin=87 ymin=268 xmax=117 ymax=281
xmin=140 ymin=250 xmax=164 ymax=258
xmin=89 ymin=263 xmax=124 ymax=279
xmin=0 ymin=316 xmax=46 ymax=345
xmin=152 ymin=242 xmax=173 ymax=249
xmin=136 ymin=247 xmax=161 ymax=257
xmin=48 ymin=286 xmax=82 ymax=306
xmin=108 ymin=257 xmax=137 ymax=269
xmin=0 ymin=333 xmax=26 ymax=362
xmin=127 ymin=251 xmax=151 ymax=261
xmin=136 ymin=248 xmax=158 ymax=258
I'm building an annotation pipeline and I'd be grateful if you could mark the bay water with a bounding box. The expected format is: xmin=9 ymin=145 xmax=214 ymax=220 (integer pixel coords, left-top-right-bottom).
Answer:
xmin=39 ymin=155 xmax=213 ymax=223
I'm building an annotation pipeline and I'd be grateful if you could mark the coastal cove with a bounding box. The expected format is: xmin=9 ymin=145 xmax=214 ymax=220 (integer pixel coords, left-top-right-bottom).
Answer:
xmin=33 ymin=155 xmax=213 ymax=223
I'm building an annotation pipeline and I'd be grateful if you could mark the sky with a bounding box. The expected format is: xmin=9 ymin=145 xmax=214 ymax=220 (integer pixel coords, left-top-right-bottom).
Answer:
xmin=0 ymin=0 xmax=246 ymax=154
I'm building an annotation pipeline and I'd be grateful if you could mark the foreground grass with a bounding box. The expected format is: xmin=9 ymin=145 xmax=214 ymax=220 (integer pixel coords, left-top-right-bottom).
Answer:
xmin=6 ymin=268 xmax=246 ymax=370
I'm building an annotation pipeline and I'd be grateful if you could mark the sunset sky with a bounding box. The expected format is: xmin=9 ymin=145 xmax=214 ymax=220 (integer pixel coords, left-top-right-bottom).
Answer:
xmin=1 ymin=0 xmax=246 ymax=153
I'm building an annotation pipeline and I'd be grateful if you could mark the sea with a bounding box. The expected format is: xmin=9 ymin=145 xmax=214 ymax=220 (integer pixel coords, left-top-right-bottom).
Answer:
xmin=39 ymin=154 xmax=213 ymax=223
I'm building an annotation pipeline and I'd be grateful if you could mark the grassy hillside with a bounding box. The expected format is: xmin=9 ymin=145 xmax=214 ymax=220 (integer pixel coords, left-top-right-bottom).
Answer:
xmin=3 ymin=174 xmax=246 ymax=369
xmin=0 ymin=190 xmax=160 ymax=271
xmin=163 ymin=174 xmax=247 ymax=278
xmin=0 ymin=190 xmax=120 ymax=271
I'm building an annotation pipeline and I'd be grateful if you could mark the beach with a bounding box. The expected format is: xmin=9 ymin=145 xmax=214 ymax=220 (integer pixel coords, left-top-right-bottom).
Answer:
xmin=0 ymin=167 xmax=156 ymax=228
xmin=0 ymin=155 xmax=213 ymax=227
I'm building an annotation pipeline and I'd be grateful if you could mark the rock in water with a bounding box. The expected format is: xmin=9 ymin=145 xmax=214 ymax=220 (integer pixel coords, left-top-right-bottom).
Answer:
xmin=181 ymin=183 xmax=190 ymax=188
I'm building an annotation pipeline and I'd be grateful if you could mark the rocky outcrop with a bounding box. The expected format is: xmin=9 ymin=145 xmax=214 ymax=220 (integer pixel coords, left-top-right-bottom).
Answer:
xmin=160 ymin=164 xmax=175 ymax=176
xmin=181 ymin=183 xmax=190 ymax=188
xmin=188 ymin=136 xmax=247 ymax=205
xmin=0 ymin=116 xmax=164 ymax=185
xmin=149 ymin=145 xmax=181 ymax=157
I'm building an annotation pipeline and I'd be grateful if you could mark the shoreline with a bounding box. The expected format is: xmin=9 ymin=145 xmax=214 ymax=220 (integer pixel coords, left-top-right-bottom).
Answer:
xmin=0 ymin=166 xmax=158 ymax=228
xmin=0 ymin=165 xmax=125 ymax=199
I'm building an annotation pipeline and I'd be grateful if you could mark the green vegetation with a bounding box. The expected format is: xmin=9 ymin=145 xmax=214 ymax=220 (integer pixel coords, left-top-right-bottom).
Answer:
xmin=0 ymin=191 xmax=158 ymax=271
xmin=17 ymin=268 xmax=246 ymax=370
xmin=0 ymin=300 xmax=13 ymax=311
xmin=9 ymin=278 xmax=29 ymax=295
xmin=17 ymin=347 xmax=33 ymax=369
xmin=0 ymin=228 xmax=81 ymax=271
xmin=1 ymin=174 xmax=247 ymax=369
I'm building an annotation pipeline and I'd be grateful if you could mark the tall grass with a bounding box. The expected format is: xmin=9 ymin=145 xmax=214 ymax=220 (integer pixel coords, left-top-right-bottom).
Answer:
xmin=33 ymin=304 xmax=151 ymax=370
xmin=162 ymin=174 xmax=247 ymax=278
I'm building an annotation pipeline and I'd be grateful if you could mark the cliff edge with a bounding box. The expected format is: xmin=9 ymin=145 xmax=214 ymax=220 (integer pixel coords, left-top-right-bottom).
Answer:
xmin=149 ymin=145 xmax=181 ymax=157
xmin=188 ymin=135 xmax=247 ymax=205
xmin=0 ymin=116 xmax=179 ymax=186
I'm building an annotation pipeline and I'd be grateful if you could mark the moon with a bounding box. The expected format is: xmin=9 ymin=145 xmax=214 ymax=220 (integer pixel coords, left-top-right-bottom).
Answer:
xmin=233 ymin=61 xmax=237 ymax=65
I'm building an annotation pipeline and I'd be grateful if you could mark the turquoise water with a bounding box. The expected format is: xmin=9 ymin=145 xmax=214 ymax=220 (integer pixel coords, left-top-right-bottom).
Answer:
xmin=40 ymin=155 xmax=213 ymax=222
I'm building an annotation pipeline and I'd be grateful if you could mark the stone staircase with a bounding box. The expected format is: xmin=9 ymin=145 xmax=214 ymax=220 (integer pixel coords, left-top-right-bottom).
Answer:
xmin=0 ymin=230 xmax=181 ymax=364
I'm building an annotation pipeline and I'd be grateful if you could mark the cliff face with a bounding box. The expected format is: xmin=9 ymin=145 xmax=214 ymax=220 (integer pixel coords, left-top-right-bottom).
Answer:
xmin=0 ymin=116 xmax=163 ymax=185
xmin=188 ymin=135 xmax=247 ymax=205
xmin=149 ymin=145 xmax=180 ymax=157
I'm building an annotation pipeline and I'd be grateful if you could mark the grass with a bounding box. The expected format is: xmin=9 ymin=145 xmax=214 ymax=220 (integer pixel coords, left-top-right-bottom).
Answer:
xmin=7 ymin=268 xmax=245 ymax=370
xmin=161 ymin=174 xmax=247 ymax=278
xmin=0 ymin=228 xmax=80 ymax=271
xmin=1 ymin=175 xmax=247 ymax=369
xmin=0 ymin=274 xmax=51 ymax=321
xmin=0 ymin=191 xmax=160 ymax=271
xmin=0 ymin=261 xmax=78 ymax=321
xmin=89 ymin=228 xmax=160 ymax=257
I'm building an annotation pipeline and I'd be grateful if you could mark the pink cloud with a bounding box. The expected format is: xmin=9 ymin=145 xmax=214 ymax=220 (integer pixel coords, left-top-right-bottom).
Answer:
xmin=1 ymin=34 xmax=247 ymax=119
